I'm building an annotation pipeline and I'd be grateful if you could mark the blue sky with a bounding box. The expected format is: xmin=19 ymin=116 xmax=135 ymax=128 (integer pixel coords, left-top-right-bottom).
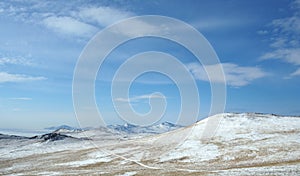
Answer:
xmin=0 ymin=0 xmax=300 ymax=129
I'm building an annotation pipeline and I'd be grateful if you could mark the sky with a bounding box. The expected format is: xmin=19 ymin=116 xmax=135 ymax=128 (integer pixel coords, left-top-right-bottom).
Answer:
xmin=0 ymin=0 xmax=300 ymax=129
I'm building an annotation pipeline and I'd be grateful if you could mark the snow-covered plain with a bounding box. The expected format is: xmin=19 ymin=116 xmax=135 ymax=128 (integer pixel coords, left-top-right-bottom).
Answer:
xmin=0 ymin=113 xmax=299 ymax=175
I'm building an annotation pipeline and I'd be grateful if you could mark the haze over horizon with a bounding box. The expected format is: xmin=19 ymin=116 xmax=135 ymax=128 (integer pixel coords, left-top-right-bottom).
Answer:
xmin=1 ymin=0 xmax=300 ymax=130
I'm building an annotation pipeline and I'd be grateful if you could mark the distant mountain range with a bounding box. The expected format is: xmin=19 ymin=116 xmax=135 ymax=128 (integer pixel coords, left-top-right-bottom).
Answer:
xmin=0 ymin=122 xmax=182 ymax=142
xmin=44 ymin=125 xmax=82 ymax=131
xmin=108 ymin=122 xmax=182 ymax=134
xmin=44 ymin=122 xmax=182 ymax=135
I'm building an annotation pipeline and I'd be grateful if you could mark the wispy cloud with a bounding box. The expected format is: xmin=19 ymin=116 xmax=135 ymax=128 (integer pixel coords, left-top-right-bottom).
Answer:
xmin=291 ymin=68 xmax=300 ymax=76
xmin=12 ymin=108 xmax=21 ymax=112
xmin=0 ymin=57 xmax=34 ymax=66
xmin=110 ymin=18 xmax=163 ymax=37
xmin=191 ymin=18 xmax=245 ymax=31
xmin=43 ymin=16 xmax=98 ymax=38
xmin=257 ymin=30 xmax=268 ymax=35
xmin=187 ymin=63 xmax=268 ymax=87
xmin=260 ymin=0 xmax=300 ymax=77
xmin=0 ymin=1 xmax=133 ymax=38
xmin=43 ymin=6 xmax=133 ymax=38
xmin=271 ymin=15 xmax=300 ymax=36
xmin=114 ymin=94 xmax=165 ymax=103
xmin=0 ymin=72 xmax=46 ymax=83
xmin=260 ymin=48 xmax=300 ymax=65
xmin=77 ymin=6 xmax=133 ymax=27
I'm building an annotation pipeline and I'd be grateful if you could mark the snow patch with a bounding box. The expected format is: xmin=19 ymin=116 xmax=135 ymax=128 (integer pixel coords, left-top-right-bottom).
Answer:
xmin=117 ymin=171 xmax=137 ymax=176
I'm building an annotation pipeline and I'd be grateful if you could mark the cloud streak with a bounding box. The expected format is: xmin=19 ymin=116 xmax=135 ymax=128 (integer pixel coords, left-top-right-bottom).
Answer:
xmin=114 ymin=94 xmax=165 ymax=103
xmin=0 ymin=72 xmax=46 ymax=83
xmin=9 ymin=97 xmax=32 ymax=101
xmin=187 ymin=63 xmax=267 ymax=87
xmin=191 ymin=18 xmax=245 ymax=31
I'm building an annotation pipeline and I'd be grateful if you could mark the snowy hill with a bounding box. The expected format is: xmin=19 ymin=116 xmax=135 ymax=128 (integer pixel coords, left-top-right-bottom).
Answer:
xmin=29 ymin=132 xmax=87 ymax=142
xmin=158 ymin=113 xmax=300 ymax=164
xmin=0 ymin=113 xmax=299 ymax=175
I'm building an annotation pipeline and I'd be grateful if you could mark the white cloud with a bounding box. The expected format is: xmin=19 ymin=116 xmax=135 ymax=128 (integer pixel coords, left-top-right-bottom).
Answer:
xmin=0 ymin=72 xmax=46 ymax=83
xmin=0 ymin=57 xmax=34 ymax=66
xmin=0 ymin=1 xmax=135 ymax=38
xmin=187 ymin=63 xmax=267 ymax=87
xmin=114 ymin=94 xmax=165 ymax=103
xmin=77 ymin=6 xmax=133 ymax=26
xmin=42 ymin=6 xmax=133 ymax=38
xmin=43 ymin=16 xmax=98 ymax=38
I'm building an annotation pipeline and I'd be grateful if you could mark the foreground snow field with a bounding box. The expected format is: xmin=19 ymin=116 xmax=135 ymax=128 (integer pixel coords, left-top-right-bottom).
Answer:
xmin=0 ymin=113 xmax=299 ymax=175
